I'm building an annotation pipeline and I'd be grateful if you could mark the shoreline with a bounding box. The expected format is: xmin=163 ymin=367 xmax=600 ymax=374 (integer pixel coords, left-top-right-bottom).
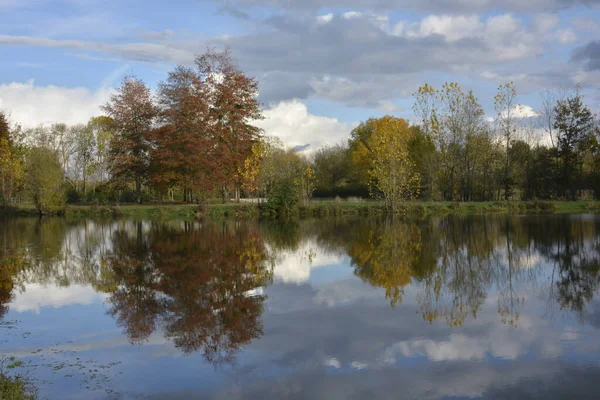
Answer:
xmin=3 ymin=200 xmax=600 ymax=219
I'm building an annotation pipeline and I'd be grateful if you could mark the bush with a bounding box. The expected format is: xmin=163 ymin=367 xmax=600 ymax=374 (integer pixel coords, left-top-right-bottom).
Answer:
xmin=25 ymin=147 xmax=66 ymax=215
xmin=262 ymin=179 xmax=300 ymax=216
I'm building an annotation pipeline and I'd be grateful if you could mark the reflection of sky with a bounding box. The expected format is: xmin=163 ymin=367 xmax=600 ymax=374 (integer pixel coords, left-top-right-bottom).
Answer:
xmin=3 ymin=227 xmax=600 ymax=399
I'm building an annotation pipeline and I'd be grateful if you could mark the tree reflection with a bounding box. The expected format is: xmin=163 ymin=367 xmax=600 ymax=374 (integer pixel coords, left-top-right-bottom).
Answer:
xmin=0 ymin=219 xmax=31 ymax=319
xmin=99 ymin=221 xmax=273 ymax=364
xmin=1 ymin=213 xmax=600 ymax=341
xmin=317 ymin=215 xmax=600 ymax=327
xmin=346 ymin=218 xmax=425 ymax=306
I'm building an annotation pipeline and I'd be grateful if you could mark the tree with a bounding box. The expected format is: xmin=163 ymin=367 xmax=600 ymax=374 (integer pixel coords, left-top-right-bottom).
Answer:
xmin=368 ymin=117 xmax=420 ymax=212
xmin=262 ymin=147 xmax=312 ymax=215
xmin=152 ymin=65 xmax=222 ymax=202
xmin=494 ymin=82 xmax=520 ymax=200
xmin=312 ymin=143 xmax=357 ymax=197
xmin=554 ymin=93 xmax=594 ymax=199
xmin=408 ymin=127 xmax=437 ymax=200
xmin=25 ymin=147 xmax=65 ymax=215
xmin=102 ymin=76 xmax=157 ymax=204
xmin=72 ymin=124 xmax=95 ymax=196
xmin=348 ymin=119 xmax=377 ymax=189
xmin=195 ymin=48 xmax=263 ymax=203
xmin=87 ymin=116 xmax=115 ymax=186
xmin=0 ymin=112 xmax=22 ymax=208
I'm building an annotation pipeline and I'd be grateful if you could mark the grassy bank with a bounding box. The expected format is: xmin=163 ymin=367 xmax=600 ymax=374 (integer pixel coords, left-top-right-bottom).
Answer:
xmin=3 ymin=200 xmax=600 ymax=219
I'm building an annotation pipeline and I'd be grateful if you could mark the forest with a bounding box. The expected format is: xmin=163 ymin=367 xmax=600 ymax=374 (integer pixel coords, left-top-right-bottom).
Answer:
xmin=1 ymin=49 xmax=599 ymax=215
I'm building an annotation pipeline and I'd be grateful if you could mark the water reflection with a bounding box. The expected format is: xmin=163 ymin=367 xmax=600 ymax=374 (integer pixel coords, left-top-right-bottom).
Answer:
xmin=100 ymin=221 xmax=273 ymax=363
xmin=2 ymin=216 xmax=600 ymax=334
xmin=1 ymin=215 xmax=600 ymax=397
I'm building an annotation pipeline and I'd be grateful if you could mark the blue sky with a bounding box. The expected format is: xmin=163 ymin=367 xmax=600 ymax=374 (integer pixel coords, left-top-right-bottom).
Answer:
xmin=1 ymin=0 xmax=599 ymax=149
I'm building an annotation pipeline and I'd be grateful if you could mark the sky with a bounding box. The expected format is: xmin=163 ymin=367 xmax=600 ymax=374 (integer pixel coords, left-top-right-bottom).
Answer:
xmin=1 ymin=0 xmax=600 ymax=150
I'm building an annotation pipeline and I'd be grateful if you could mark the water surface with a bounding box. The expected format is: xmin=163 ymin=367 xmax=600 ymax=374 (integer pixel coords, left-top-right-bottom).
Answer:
xmin=1 ymin=215 xmax=600 ymax=399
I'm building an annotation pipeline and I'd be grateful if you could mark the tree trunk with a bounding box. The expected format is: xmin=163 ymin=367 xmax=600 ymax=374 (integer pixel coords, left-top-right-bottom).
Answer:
xmin=221 ymin=186 xmax=228 ymax=204
xmin=135 ymin=176 xmax=142 ymax=204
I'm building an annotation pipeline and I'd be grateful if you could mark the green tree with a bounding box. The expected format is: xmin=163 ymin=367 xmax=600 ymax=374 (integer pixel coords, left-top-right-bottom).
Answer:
xmin=312 ymin=143 xmax=356 ymax=197
xmin=25 ymin=147 xmax=65 ymax=215
xmin=554 ymin=93 xmax=594 ymax=199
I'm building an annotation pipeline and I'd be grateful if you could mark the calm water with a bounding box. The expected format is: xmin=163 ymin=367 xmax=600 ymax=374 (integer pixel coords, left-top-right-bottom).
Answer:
xmin=1 ymin=215 xmax=600 ymax=399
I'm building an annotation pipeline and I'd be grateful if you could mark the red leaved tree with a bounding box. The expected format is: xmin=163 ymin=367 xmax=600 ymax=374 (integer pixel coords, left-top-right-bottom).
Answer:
xmin=102 ymin=76 xmax=157 ymax=204
xmin=196 ymin=48 xmax=263 ymax=203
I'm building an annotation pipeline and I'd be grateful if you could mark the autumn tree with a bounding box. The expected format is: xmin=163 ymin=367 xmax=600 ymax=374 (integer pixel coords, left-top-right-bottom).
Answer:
xmin=348 ymin=118 xmax=377 ymax=189
xmin=195 ymin=49 xmax=263 ymax=203
xmin=102 ymin=76 xmax=157 ymax=204
xmin=368 ymin=117 xmax=420 ymax=212
xmin=152 ymin=66 xmax=216 ymax=202
xmin=240 ymin=139 xmax=267 ymax=199
xmin=0 ymin=112 xmax=22 ymax=208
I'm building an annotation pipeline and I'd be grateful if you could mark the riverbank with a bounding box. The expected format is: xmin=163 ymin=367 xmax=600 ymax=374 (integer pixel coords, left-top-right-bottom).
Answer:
xmin=3 ymin=200 xmax=600 ymax=219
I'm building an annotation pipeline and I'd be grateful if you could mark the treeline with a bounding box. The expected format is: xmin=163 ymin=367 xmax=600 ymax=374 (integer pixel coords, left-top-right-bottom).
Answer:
xmin=0 ymin=49 xmax=314 ymax=214
xmin=316 ymin=83 xmax=600 ymax=210
xmin=1 ymin=51 xmax=599 ymax=214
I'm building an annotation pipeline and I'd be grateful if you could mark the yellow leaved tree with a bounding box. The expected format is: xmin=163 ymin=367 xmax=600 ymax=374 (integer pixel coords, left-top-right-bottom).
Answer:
xmin=368 ymin=116 xmax=420 ymax=212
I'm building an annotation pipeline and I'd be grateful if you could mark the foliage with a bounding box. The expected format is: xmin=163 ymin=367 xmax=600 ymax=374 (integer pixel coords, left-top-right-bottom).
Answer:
xmin=24 ymin=147 xmax=65 ymax=214
xmin=553 ymin=93 xmax=595 ymax=199
xmin=261 ymin=147 xmax=313 ymax=215
xmin=102 ymin=76 xmax=157 ymax=204
xmin=0 ymin=112 xmax=23 ymax=208
xmin=367 ymin=117 xmax=421 ymax=211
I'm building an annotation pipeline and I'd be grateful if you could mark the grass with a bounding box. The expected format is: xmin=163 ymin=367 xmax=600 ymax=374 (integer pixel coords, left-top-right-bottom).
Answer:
xmin=4 ymin=200 xmax=600 ymax=220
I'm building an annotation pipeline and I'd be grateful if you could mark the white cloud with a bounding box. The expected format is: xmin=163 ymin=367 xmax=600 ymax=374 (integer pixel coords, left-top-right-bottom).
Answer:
xmin=324 ymin=357 xmax=341 ymax=368
xmin=317 ymin=13 xmax=333 ymax=24
xmin=391 ymin=13 xmax=542 ymax=61
xmin=491 ymin=104 xmax=540 ymax=121
xmin=11 ymin=283 xmax=106 ymax=314
xmin=270 ymin=238 xmax=345 ymax=283
xmin=556 ymin=28 xmax=577 ymax=44
xmin=0 ymin=80 xmax=113 ymax=128
xmin=343 ymin=11 xmax=362 ymax=19
xmin=350 ymin=360 xmax=368 ymax=369
xmin=397 ymin=15 xmax=483 ymax=41
xmin=253 ymin=100 xmax=356 ymax=151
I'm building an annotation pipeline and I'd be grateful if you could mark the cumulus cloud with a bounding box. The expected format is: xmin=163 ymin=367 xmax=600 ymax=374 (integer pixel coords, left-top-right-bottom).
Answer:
xmin=0 ymin=80 xmax=112 ymax=128
xmin=0 ymin=9 xmax=588 ymax=109
xmin=253 ymin=100 xmax=356 ymax=151
xmin=11 ymin=283 xmax=106 ymax=314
